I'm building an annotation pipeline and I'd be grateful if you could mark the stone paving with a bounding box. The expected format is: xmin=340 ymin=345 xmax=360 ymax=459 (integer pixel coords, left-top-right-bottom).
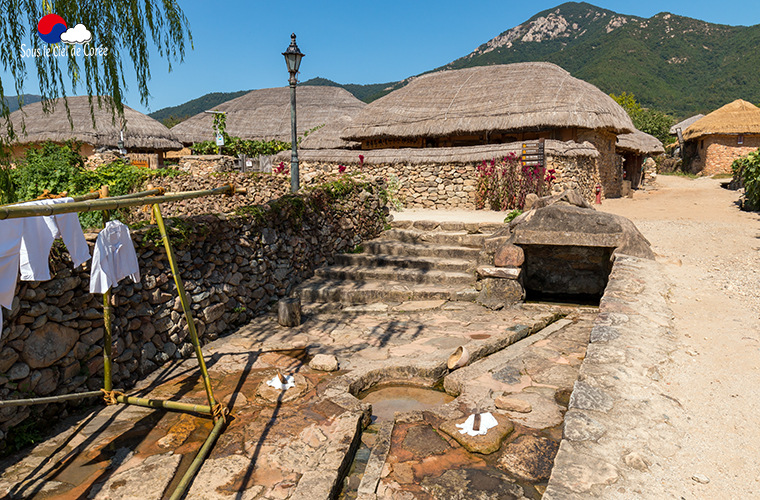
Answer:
xmin=0 ymin=297 xmax=594 ymax=499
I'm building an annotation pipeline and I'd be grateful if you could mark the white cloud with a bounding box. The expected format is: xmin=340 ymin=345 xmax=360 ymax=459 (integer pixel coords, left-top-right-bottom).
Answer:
xmin=60 ymin=24 xmax=92 ymax=45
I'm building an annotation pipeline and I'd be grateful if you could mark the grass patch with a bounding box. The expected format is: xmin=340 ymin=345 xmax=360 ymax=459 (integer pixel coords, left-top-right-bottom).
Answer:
xmin=711 ymin=173 xmax=733 ymax=179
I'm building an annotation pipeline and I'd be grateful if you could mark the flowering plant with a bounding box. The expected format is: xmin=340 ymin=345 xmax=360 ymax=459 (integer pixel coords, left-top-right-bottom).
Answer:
xmin=475 ymin=154 xmax=554 ymax=210
xmin=273 ymin=162 xmax=290 ymax=175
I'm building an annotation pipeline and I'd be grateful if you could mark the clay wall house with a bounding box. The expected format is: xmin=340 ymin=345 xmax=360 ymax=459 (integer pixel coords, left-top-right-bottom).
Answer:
xmin=4 ymin=96 xmax=182 ymax=168
xmin=683 ymin=100 xmax=760 ymax=176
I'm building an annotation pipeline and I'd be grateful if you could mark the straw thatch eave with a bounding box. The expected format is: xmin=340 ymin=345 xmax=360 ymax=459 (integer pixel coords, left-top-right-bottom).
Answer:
xmin=683 ymin=100 xmax=760 ymax=141
xmin=170 ymin=86 xmax=366 ymax=145
xmin=669 ymin=114 xmax=704 ymax=135
xmin=341 ymin=63 xmax=634 ymax=142
xmin=5 ymin=96 xmax=182 ymax=151
xmin=616 ymin=130 xmax=665 ymax=155
xmin=275 ymin=140 xmax=599 ymax=166
xmin=300 ymin=115 xmax=361 ymax=150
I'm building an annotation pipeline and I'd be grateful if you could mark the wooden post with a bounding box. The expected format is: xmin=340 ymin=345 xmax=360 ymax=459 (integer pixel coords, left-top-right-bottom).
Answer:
xmin=100 ymin=185 xmax=114 ymax=392
xmin=152 ymin=203 xmax=217 ymax=409
xmin=278 ymin=297 xmax=301 ymax=327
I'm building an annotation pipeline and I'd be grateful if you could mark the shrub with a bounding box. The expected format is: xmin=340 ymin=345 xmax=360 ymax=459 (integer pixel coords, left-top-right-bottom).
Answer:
xmin=731 ymin=148 xmax=760 ymax=211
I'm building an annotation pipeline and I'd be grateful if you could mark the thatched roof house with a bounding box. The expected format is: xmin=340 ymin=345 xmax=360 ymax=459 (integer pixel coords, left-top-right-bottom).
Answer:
xmin=669 ymin=114 xmax=704 ymax=136
xmin=171 ymin=86 xmax=366 ymax=145
xmin=5 ymin=96 xmax=182 ymax=155
xmin=299 ymin=115 xmax=361 ymax=150
xmin=682 ymin=99 xmax=760 ymax=175
xmin=616 ymin=130 xmax=665 ymax=156
xmin=342 ymin=62 xmax=634 ymax=148
xmin=616 ymin=130 xmax=664 ymax=190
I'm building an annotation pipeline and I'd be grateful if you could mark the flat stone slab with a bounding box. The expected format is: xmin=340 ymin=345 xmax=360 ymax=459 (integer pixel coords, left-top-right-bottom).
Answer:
xmin=498 ymin=434 xmax=560 ymax=482
xmin=439 ymin=413 xmax=514 ymax=455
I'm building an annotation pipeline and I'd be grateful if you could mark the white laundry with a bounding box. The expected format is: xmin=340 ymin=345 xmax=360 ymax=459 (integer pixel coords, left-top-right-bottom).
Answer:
xmin=455 ymin=412 xmax=499 ymax=436
xmin=19 ymin=197 xmax=90 ymax=281
xmin=0 ymin=219 xmax=24 ymax=335
xmin=266 ymin=374 xmax=295 ymax=390
xmin=90 ymin=220 xmax=140 ymax=294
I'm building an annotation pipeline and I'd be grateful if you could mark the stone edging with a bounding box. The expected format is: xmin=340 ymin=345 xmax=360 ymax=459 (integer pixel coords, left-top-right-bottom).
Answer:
xmin=545 ymin=255 xmax=678 ymax=498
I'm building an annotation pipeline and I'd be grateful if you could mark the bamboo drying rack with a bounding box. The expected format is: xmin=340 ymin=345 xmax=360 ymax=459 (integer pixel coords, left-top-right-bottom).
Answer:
xmin=0 ymin=183 xmax=246 ymax=499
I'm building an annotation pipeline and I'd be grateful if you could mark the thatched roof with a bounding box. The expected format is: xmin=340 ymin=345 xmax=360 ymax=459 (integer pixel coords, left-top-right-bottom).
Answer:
xmin=300 ymin=115 xmax=361 ymax=150
xmin=683 ymin=100 xmax=760 ymax=141
xmin=171 ymin=86 xmax=366 ymax=144
xmin=616 ymin=130 xmax=665 ymax=155
xmin=342 ymin=63 xmax=634 ymax=142
xmin=5 ymin=96 xmax=182 ymax=151
xmin=669 ymin=114 xmax=704 ymax=135
xmin=275 ymin=140 xmax=599 ymax=165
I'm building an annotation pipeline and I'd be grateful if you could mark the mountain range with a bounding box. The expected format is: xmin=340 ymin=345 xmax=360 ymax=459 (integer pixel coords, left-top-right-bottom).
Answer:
xmin=147 ymin=2 xmax=760 ymax=123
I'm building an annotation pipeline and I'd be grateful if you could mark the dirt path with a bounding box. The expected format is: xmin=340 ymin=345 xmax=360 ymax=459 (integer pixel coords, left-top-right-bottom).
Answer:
xmin=598 ymin=175 xmax=760 ymax=498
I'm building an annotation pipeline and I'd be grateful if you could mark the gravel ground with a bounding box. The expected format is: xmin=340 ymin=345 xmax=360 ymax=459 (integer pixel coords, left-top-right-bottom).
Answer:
xmin=599 ymin=175 xmax=760 ymax=499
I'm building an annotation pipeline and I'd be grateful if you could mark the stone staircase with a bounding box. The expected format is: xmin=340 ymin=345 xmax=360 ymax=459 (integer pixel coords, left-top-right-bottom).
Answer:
xmin=297 ymin=220 xmax=503 ymax=305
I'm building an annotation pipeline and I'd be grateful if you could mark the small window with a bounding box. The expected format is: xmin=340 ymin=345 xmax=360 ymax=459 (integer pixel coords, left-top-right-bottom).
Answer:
xmin=738 ymin=135 xmax=744 ymax=145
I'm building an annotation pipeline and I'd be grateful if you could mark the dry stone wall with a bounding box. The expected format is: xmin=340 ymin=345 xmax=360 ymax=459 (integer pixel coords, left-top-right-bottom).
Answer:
xmin=0 ymin=179 xmax=387 ymax=453
xmin=296 ymin=153 xmax=601 ymax=209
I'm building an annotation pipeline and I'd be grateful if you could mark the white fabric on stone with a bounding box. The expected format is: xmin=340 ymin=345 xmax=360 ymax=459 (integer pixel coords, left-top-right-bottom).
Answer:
xmin=266 ymin=374 xmax=295 ymax=390
xmin=455 ymin=412 xmax=498 ymax=436
xmin=0 ymin=219 xmax=24 ymax=333
xmin=90 ymin=220 xmax=140 ymax=294
xmin=19 ymin=197 xmax=90 ymax=281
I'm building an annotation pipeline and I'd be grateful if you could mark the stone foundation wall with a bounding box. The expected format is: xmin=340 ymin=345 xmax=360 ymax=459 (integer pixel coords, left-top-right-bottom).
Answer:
xmin=0 ymin=180 xmax=387 ymax=452
xmin=691 ymin=135 xmax=760 ymax=176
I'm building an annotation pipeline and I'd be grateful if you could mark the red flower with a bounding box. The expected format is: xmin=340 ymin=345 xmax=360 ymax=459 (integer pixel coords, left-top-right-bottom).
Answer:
xmin=358 ymin=155 xmax=365 ymax=165
xmin=338 ymin=164 xmax=346 ymax=173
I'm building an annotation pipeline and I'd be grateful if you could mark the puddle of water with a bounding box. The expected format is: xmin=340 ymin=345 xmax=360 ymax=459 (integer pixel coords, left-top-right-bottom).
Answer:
xmin=359 ymin=385 xmax=454 ymax=423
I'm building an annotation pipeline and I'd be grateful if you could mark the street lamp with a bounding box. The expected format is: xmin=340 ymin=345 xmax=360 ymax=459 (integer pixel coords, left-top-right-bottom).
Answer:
xmin=283 ymin=33 xmax=304 ymax=192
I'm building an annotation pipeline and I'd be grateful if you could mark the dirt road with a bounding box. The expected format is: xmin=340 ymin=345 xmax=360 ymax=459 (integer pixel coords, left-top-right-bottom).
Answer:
xmin=599 ymin=175 xmax=760 ymax=499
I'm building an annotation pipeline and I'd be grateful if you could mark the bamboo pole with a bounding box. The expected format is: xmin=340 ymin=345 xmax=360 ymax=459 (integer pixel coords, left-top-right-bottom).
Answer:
xmin=0 ymin=391 xmax=103 ymax=407
xmin=168 ymin=415 xmax=226 ymax=500
xmin=0 ymin=190 xmax=101 ymax=207
xmin=114 ymin=395 xmax=212 ymax=415
xmin=100 ymin=185 xmax=114 ymax=392
xmin=0 ymin=185 xmax=245 ymax=220
xmin=151 ymin=203 xmax=217 ymax=410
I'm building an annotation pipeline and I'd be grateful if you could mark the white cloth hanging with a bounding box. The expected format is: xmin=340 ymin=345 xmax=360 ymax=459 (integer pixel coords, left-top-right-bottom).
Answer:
xmin=0 ymin=219 xmax=24 ymax=333
xmin=18 ymin=197 xmax=91 ymax=281
xmin=90 ymin=220 xmax=140 ymax=294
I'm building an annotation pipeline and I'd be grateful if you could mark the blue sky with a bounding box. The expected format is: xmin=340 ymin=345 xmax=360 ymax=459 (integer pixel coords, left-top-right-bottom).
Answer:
xmin=7 ymin=1 xmax=760 ymax=114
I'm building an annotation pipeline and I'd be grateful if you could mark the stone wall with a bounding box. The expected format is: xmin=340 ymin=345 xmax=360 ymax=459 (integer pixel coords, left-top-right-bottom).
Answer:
xmin=579 ymin=130 xmax=621 ymax=198
xmin=689 ymin=135 xmax=760 ymax=176
xmin=138 ymin=171 xmax=291 ymax=219
xmin=0 ymin=179 xmax=387 ymax=452
xmin=295 ymin=152 xmax=600 ymax=209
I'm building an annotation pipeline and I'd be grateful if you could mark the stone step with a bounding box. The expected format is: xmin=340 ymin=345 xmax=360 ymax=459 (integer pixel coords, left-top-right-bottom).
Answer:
xmin=363 ymin=240 xmax=482 ymax=260
xmin=381 ymin=229 xmax=488 ymax=248
xmin=297 ymin=278 xmax=478 ymax=304
xmin=333 ymin=252 xmax=472 ymax=272
xmin=391 ymin=219 xmax=505 ymax=234
xmin=315 ymin=265 xmax=474 ymax=285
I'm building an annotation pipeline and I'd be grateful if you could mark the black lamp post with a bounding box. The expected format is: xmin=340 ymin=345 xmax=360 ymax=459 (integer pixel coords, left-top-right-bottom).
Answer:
xmin=283 ymin=33 xmax=304 ymax=193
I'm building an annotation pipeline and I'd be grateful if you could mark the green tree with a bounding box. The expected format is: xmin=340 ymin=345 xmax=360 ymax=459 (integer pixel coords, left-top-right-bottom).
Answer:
xmin=0 ymin=0 xmax=192 ymax=139
xmin=610 ymin=92 xmax=675 ymax=145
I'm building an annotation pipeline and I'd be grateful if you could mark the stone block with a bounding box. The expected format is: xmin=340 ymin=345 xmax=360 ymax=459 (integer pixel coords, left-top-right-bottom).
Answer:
xmin=494 ymin=244 xmax=525 ymax=267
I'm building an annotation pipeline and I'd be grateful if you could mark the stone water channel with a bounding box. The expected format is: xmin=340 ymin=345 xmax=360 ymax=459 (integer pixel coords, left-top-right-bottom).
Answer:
xmin=0 ymin=298 xmax=595 ymax=499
